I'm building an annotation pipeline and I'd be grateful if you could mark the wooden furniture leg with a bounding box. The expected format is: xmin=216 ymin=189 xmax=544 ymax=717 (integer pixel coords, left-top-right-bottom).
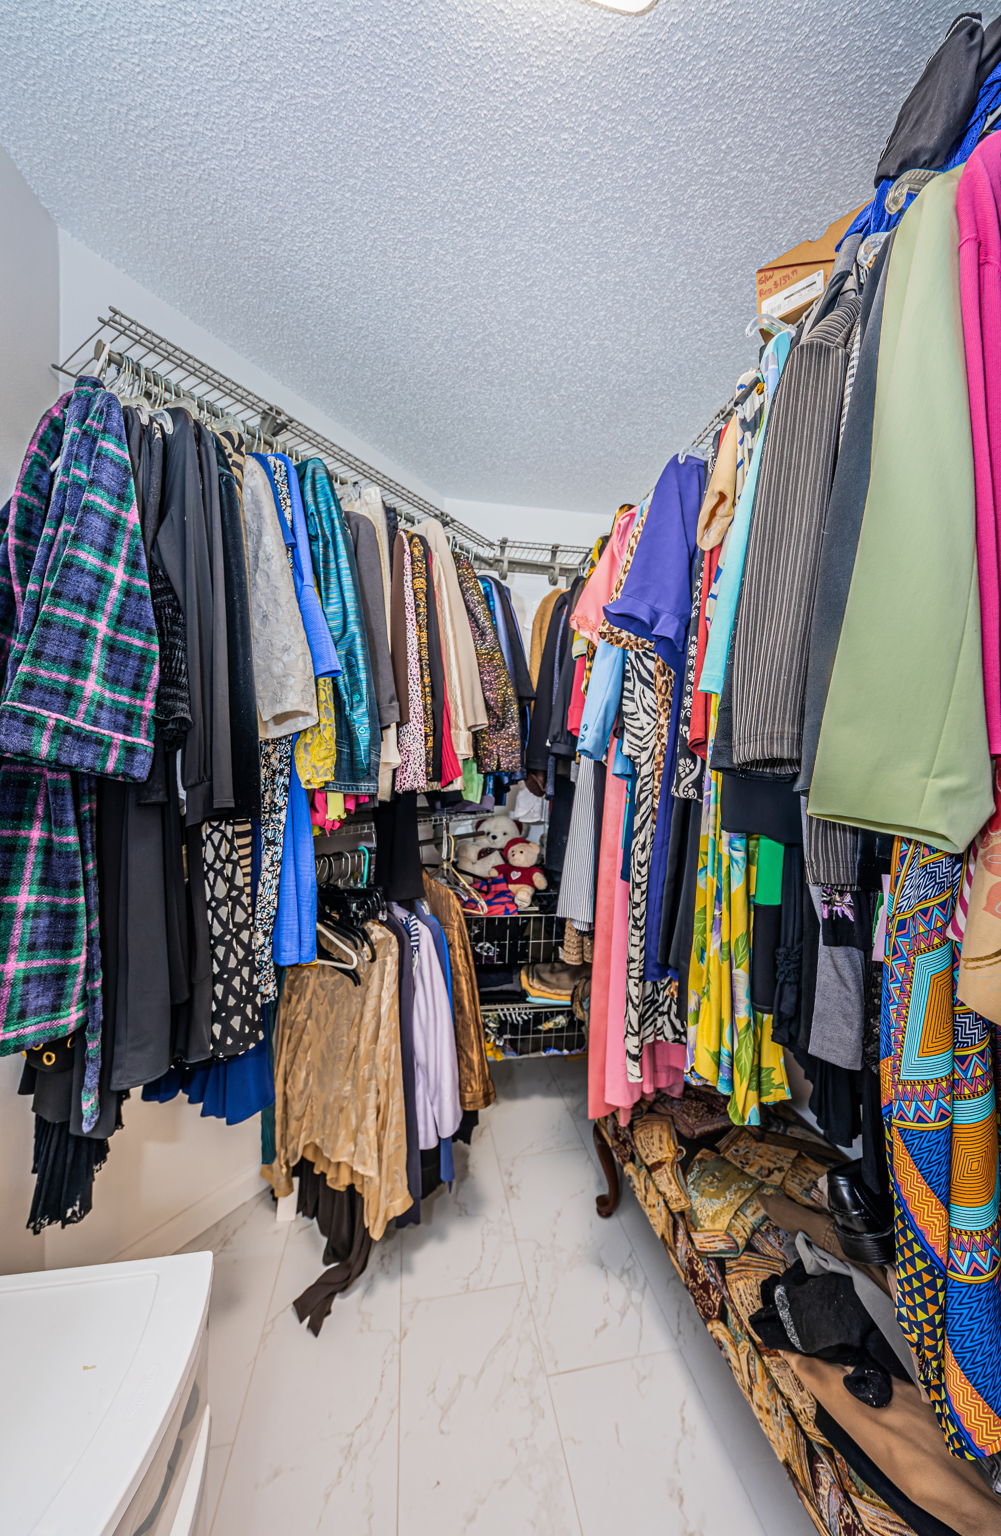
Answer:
xmin=593 ymin=1123 xmax=621 ymax=1217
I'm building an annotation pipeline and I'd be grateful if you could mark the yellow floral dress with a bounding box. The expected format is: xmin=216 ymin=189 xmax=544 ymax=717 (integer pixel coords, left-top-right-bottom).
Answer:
xmin=687 ymin=697 xmax=789 ymax=1125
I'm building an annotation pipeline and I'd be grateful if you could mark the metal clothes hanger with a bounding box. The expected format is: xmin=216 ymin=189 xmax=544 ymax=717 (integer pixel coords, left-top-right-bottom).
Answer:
xmin=434 ymin=830 xmax=488 ymax=913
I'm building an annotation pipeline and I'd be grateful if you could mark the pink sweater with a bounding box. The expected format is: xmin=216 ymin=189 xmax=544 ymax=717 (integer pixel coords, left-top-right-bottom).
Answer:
xmin=959 ymin=139 xmax=1001 ymax=754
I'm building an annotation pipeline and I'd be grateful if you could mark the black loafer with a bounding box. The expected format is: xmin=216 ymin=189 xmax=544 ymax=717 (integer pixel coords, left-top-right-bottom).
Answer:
xmin=826 ymin=1159 xmax=895 ymax=1265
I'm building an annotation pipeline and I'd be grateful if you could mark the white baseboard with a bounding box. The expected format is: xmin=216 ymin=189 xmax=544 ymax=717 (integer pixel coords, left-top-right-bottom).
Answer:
xmin=111 ymin=1166 xmax=267 ymax=1263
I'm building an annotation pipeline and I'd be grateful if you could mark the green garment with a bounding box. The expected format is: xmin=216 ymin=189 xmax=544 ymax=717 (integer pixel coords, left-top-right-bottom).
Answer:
xmin=808 ymin=168 xmax=993 ymax=855
xmin=462 ymin=758 xmax=484 ymax=806
xmin=752 ymin=837 xmax=784 ymax=906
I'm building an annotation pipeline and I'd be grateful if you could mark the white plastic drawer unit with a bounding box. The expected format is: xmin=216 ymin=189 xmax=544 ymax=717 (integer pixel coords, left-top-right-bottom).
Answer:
xmin=0 ymin=1252 xmax=213 ymax=1536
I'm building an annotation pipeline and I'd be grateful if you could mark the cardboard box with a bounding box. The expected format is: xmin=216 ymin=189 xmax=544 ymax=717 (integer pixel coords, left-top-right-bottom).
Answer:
xmin=755 ymin=207 xmax=861 ymax=323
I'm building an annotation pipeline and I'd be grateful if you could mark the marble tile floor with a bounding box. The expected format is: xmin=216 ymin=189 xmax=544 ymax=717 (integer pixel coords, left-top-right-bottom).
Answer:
xmin=185 ymin=1057 xmax=816 ymax=1536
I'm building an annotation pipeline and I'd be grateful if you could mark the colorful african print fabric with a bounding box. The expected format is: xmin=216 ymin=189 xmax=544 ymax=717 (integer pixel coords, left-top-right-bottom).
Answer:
xmin=687 ymin=697 xmax=789 ymax=1126
xmin=881 ymin=838 xmax=1001 ymax=1459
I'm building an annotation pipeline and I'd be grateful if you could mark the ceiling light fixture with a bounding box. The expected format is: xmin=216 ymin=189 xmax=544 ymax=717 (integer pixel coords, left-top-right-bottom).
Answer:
xmin=584 ymin=0 xmax=659 ymax=13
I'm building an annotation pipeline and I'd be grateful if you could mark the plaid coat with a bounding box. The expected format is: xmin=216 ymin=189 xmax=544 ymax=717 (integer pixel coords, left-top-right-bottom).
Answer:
xmin=0 ymin=379 xmax=159 ymax=1127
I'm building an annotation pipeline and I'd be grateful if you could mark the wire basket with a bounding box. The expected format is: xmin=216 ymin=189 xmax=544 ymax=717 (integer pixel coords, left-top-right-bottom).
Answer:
xmin=464 ymin=911 xmax=563 ymax=969
xmin=482 ymin=1001 xmax=587 ymax=1060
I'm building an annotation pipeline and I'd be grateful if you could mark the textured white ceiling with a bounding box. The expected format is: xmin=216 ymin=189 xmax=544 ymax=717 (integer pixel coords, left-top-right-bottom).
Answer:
xmin=0 ymin=0 xmax=954 ymax=512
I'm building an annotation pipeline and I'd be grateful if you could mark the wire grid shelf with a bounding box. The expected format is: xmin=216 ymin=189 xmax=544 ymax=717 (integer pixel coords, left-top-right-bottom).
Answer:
xmin=54 ymin=310 xmax=592 ymax=578
xmin=464 ymin=910 xmax=563 ymax=969
xmin=482 ymin=1003 xmax=586 ymax=1060
xmin=466 ymin=911 xmax=587 ymax=1058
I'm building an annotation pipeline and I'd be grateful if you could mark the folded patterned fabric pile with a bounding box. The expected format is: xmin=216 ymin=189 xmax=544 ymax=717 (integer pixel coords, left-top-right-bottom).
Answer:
xmin=520 ymin=961 xmax=589 ymax=1001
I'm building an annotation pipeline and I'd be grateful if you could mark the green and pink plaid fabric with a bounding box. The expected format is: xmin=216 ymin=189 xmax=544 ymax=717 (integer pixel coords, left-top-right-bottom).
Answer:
xmin=0 ymin=378 xmax=159 ymax=1128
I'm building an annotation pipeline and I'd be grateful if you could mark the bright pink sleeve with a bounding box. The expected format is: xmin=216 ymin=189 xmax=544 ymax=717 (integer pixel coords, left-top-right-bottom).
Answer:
xmin=570 ymin=544 xmax=618 ymax=643
xmin=959 ymin=147 xmax=1001 ymax=753
xmin=566 ymin=654 xmax=587 ymax=737
xmin=570 ymin=508 xmax=637 ymax=642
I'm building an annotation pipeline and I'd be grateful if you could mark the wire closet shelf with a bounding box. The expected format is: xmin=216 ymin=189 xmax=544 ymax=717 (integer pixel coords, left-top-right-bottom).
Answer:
xmin=55 ymin=309 xmax=592 ymax=582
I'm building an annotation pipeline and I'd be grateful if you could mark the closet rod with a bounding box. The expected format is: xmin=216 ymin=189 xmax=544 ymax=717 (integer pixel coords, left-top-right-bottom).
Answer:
xmin=686 ymin=400 xmax=731 ymax=455
xmin=316 ymin=808 xmax=469 ymax=844
xmin=54 ymin=309 xmax=592 ymax=581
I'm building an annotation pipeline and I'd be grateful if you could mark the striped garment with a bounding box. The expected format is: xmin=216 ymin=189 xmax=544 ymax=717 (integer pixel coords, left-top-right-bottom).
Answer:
xmin=728 ymin=296 xmax=860 ymax=775
xmin=0 ymin=379 xmax=159 ymax=1127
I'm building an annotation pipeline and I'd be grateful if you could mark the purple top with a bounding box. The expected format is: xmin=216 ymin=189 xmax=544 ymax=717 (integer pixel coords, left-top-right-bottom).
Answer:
xmin=602 ymin=454 xmax=705 ymax=671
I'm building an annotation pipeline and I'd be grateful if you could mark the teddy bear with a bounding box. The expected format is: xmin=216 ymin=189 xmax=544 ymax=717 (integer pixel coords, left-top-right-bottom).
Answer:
xmin=496 ymin=837 xmax=547 ymax=910
xmin=452 ymin=835 xmax=519 ymax=914
xmin=455 ymin=835 xmax=503 ymax=878
xmin=475 ymin=812 xmax=523 ymax=851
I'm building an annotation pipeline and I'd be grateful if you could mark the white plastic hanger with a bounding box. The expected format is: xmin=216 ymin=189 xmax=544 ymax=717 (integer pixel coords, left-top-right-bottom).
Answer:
xmin=315 ymin=921 xmax=360 ymax=970
xmin=745 ymin=312 xmax=796 ymax=341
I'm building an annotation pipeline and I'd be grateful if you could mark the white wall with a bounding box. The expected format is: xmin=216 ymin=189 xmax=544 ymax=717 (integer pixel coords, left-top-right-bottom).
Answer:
xmin=0 ymin=149 xmax=60 ymax=495
xmin=0 ymin=148 xmax=61 ymax=1273
xmin=59 ymin=232 xmax=443 ymax=509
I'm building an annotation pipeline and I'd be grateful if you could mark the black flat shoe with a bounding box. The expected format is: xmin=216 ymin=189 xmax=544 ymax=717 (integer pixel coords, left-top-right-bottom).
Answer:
xmin=826 ymin=1159 xmax=895 ymax=1265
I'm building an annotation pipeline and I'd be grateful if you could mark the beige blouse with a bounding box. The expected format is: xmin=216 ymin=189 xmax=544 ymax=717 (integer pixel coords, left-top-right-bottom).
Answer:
xmin=696 ymin=413 xmax=738 ymax=551
xmin=264 ymin=924 xmax=410 ymax=1240
xmin=418 ymin=518 xmax=487 ymax=757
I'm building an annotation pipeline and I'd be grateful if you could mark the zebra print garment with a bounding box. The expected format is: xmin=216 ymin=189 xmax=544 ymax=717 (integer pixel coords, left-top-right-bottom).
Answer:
xmin=621 ymin=651 xmax=686 ymax=1082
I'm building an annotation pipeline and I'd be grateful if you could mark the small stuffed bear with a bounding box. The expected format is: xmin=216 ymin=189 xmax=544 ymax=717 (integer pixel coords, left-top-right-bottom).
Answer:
xmin=475 ymin=812 xmax=522 ymax=850
xmin=497 ymin=837 xmax=547 ymax=910
xmin=455 ymin=835 xmax=503 ymax=878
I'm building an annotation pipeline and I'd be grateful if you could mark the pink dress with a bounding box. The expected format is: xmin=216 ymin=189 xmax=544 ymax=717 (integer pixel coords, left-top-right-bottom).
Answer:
xmin=587 ymin=764 xmax=626 ymax=1119
xmin=570 ymin=507 xmax=637 ymax=644
xmin=584 ymin=504 xmax=685 ymax=1121
xmin=587 ymin=742 xmax=685 ymax=1121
